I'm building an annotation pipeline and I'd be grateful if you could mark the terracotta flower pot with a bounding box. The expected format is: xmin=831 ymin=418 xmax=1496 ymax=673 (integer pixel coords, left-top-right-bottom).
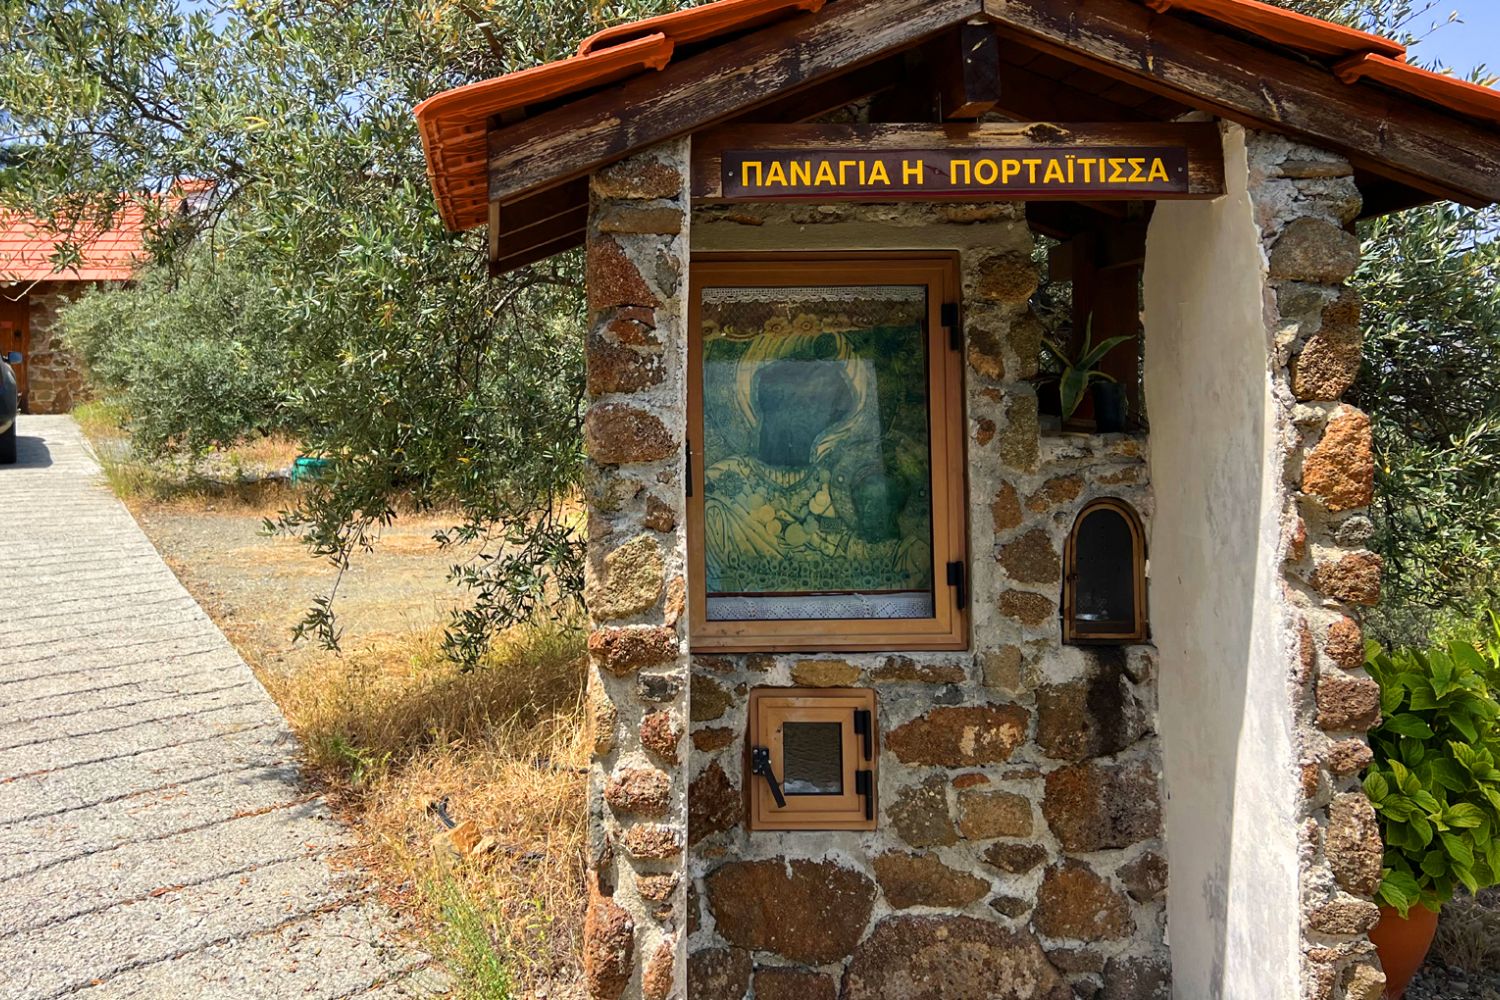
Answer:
xmin=1369 ymin=904 xmax=1440 ymax=1000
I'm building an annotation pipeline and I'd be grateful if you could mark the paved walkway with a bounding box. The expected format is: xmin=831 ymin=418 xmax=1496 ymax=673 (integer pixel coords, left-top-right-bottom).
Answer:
xmin=0 ymin=417 xmax=439 ymax=999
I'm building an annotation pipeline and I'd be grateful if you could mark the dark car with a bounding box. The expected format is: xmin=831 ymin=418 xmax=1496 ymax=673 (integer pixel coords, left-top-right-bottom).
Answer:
xmin=1 ymin=351 xmax=21 ymax=465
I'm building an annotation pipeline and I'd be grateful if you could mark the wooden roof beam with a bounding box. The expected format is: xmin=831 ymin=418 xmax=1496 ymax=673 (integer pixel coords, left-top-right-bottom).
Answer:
xmin=981 ymin=0 xmax=1500 ymax=207
xmin=487 ymin=0 xmax=984 ymax=206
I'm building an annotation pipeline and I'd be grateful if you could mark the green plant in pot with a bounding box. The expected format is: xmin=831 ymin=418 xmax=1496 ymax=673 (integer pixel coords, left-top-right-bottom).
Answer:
xmin=1362 ymin=612 xmax=1500 ymax=1000
xmin=1041 ymin=316 xmax=1135 ymax=433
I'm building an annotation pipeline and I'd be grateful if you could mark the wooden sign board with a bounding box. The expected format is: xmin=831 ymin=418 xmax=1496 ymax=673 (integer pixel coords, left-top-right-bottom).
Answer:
xmin=692 ymin=122 xmax=1225 ymax=202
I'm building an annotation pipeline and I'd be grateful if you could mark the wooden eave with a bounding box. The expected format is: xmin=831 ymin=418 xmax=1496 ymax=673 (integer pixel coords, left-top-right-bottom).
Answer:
xmin=411 ymin=0 xmax=1500 ymax=273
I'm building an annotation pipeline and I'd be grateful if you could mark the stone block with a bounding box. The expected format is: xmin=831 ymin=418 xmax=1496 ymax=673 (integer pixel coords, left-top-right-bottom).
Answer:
xmin=1302 ymin=408 xmax=1374 ymax=512
xmin=999 ymin=529 xmax=1062 ymax=585
xmin=843 ymin=916 xmax=1070 ymax=1000
xmin=704 ymin=859 xmax=876 ymax=964
xmin=887 ymin=704 xmax=1030 ymax=766
xmin=957 ymin=789 xmax=1034 ymax=839
xmin=753 ymin=967 xmax=837 ymax=1000
xmin=589 ymin=626 xmax=678 ymax=676
xmin=686 ymin=947 xmax=750 ymax=1000
xmin=1269 ymin=218 xmax=1360 ymax=284
xmin=587 ymin=235 xmax=661 ymax=312
xmin=1042 ymin=760 xmax=1162 ymax=852
xmin=1327 ymin=793 xmax=1383 ymax=896
xmin=639 ymin=710 xmax=680 ymax=762
xmin=1313 ymin=552 xmax=1383 ymax=606
xmin=585 ymin=403 xmax=677 ymax=465
xmin=688 ymin=762 xmax=739 ymax=845
xmin=605 ymin=767 xmax=671 ymax=817
xmin=583 ymin=894 xmax=634 ymax=999
xmin=1316 ymin=670 xmax=1382 ymax=732
xmin=889 ymin=775 xmax=958 ymax=847
xmin=1035 ymin=861 xmax=1133 ymax=941
xmin=873 ymin=852 xmax=989 ymax=909
xmin=588 ymin=536 xmax=666 ymax=621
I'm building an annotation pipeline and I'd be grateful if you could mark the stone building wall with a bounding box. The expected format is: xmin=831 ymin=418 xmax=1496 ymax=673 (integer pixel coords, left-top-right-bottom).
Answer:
xmin=581 ymin=140 xmax=693 ymax=1000
xmin=22 ymin=284 xmax=88 ymax=414
xmin=678 ymin=201 xmax=1169 ymax=999
xmin=1244 ymin=132 xmax=1387 ymax=1000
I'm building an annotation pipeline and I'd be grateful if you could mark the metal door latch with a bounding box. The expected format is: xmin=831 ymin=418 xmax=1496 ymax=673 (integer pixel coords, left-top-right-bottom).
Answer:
xmin=750 ymin=746 xmax=787 ymax=808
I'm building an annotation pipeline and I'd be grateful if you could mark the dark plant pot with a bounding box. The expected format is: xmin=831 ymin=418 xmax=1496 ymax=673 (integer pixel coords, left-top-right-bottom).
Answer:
xmin=1370 ymin=904 xmax=1439 ymax=1000
xmin=1091 ymin=381 xmax=1128 ymax=433
xmin=1036 ymin=381 xmax=1062 ymax=417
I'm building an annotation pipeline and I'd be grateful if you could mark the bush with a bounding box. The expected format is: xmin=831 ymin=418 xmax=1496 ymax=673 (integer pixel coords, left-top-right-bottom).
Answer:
xmin=59 ymin=250 xmax=294 ymax=455
xmin=1363 ymin=612 xmax=1500 ymax=915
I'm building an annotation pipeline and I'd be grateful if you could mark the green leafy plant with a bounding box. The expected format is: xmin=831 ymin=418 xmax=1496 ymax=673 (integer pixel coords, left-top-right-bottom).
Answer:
xmin=1362 ymin=611 xmax=1500 ymax=915
xmin=1041 ymin=316 xmax=1135 ymax=421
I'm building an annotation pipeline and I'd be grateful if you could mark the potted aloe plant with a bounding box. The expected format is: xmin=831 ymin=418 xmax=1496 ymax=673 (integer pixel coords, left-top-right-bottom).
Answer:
xmin=1041 ymin=316 xmax=1135 ymax=433
xmin=1362 ymin=612 xmax=1500 ymax=999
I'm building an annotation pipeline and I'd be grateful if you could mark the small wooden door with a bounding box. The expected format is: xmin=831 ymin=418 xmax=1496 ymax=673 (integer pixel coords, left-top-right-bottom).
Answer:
xmin=0 ymin=293 xmax=31 ymax=411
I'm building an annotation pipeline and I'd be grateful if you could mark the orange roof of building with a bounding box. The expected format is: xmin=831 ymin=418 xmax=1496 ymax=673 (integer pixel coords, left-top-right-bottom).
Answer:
xmin=0 ymin=203 xmax=147 ymax=283
xmin=415 ymin=0 xmax=1500 ymax=236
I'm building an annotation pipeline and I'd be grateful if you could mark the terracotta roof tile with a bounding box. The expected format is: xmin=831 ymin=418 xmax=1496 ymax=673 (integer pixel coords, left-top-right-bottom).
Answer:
xmin=414 ymin=0 xmax=1500 ymax=235
xmin=0 ymin=204 xmax=146 ymax=283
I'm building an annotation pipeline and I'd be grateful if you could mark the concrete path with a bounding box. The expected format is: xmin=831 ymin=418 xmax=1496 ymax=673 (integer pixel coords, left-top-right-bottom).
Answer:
xmin=0 ymin=417 xmax=441 ymax=999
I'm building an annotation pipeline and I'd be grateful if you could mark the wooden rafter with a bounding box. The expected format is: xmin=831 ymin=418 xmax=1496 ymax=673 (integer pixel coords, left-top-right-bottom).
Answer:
xmin=980 ymin=0 xmax=1500 ymax=206
xmin=486 ymin=0 xmax=983 ymax=206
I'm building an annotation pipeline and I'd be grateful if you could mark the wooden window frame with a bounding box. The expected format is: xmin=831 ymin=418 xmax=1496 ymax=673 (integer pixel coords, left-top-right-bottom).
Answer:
xmin=687 ymin=252 xmax=969 ymax=653
xmin=747 ymin=688 xmax=878 ymax=832
xmin=1062 ymin=497 xmax=1148 ymax=644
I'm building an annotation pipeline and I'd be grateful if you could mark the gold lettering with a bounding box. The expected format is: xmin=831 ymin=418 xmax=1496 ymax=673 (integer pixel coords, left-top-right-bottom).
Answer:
xmin=951 ymin=159 xmax=972 ymax=185
xmin=766 ymin=160 xmax=788 ymax=187
xmin=1128 ymin=157 xmax=1147 ymax=183
xmin=790 ymin=160 xmax=812 ymax=187
xmin=839 ymin=160 xmax=858 ymax=185
xmin=1109 ymin=158 xmax=1128 ymax=183
xmin=742 ymin=161 xmax=763 ymax=187
xmin=1079 ymin=159 xmax=1093 ymax=184
xmin=1066 ymin=156 xmax=1076 ymax=185
xmin=974 ymin=159 xmax=999 ymax=185
xmin=902 ymin=159 xmax=924 ymax=185
xmin=1043 ymin=158 xmax=1066 ymax=184
xmin=1148 ymin=157 xmax=1170 ymax=183
xmin=1023 ymin=158 xmax=1042 ymax=184
xmin=1001 ymin=158 xmax=1021 ymax=183
xmin=815 ymin=160 xmax=837 ymax=186
xmin=869 ymin=159 xmax=891 ymax=185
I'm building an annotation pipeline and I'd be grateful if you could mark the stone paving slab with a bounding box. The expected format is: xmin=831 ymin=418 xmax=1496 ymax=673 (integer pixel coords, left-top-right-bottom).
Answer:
xmin=0 ymin=418 xmax=436 ymax=999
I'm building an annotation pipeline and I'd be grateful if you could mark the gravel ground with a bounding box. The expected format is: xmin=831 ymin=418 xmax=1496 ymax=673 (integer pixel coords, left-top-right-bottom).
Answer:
xmin=133 ymin=505 xmax=477 ymax=675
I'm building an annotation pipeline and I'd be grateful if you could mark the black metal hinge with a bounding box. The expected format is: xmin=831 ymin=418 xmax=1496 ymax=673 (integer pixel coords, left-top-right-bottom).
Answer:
xmin=855 ymin=769 xmax=874 ymax=821
xmin=947 ymin=559 xmax=967 ymax=611
xmin=685 ymin=439 xmax=693 ymax=498
xmin=853 ymin=709 xmax=873 ymax=762
xmin=941 ymin=302 xmax=962 ymax=351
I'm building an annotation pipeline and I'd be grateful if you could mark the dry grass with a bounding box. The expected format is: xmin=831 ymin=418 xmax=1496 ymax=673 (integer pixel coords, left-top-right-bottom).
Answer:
xmin=73 ymin=398 xmax=303 ymax=514
xmin=259 ymin=622 xmax=592 ymax=999
xmin=1432 ymin=891 xmax=1500 ymax=973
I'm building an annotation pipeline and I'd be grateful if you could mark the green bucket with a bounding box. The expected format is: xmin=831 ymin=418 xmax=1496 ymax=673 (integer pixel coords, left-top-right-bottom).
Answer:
xmin=291 ymin=456 xmax=332 ymax=484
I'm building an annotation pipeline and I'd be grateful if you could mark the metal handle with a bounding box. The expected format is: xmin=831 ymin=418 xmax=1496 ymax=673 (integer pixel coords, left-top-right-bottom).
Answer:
xmin=750 ymin=746 xmax=787 ymax=808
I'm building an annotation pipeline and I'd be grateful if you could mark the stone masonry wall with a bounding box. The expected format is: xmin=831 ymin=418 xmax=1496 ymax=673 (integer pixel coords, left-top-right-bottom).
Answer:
xmin=582 ymin=140 xmax=693 ymax=1000
xmin=23 ymin=284 xmax=88 ymax=414
xmin=1245 ymin=133 xmax=1386 ymax=1000
xmin=681 ymin=201 xmax=1169 ymax=999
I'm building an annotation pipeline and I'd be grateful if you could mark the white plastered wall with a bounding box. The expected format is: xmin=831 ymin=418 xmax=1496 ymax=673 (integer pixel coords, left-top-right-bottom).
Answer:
xmin=1143 ymin=124 xmax=1303 ymax=999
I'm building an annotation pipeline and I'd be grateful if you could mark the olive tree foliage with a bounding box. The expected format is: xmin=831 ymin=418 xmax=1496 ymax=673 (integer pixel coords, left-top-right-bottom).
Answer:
xmin=0 ymin=0 xmax=685 ymax=662
xmin=1276 ymin=0 xmax=1500 ymax=646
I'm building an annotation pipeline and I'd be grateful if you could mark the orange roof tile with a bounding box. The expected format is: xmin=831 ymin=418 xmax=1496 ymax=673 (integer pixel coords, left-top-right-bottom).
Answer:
xmin=0 ymin=203 xmax=147 ymax=283
xmin=415 ymin=0 xmax=1500 ymax=236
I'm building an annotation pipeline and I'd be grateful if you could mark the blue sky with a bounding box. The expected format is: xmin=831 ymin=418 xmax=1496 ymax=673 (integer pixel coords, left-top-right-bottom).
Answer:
xmin=1413 ymin=4 xmax=1497 ymax=77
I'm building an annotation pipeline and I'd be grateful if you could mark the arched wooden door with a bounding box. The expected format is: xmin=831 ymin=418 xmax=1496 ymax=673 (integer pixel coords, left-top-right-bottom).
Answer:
xmin=0 ymin=293 xmax=30 ymax=411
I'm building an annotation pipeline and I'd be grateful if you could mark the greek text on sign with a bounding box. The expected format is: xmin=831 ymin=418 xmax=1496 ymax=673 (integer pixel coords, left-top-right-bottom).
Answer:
xmin=721 ymin=147 xmax=1191 ymax=199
